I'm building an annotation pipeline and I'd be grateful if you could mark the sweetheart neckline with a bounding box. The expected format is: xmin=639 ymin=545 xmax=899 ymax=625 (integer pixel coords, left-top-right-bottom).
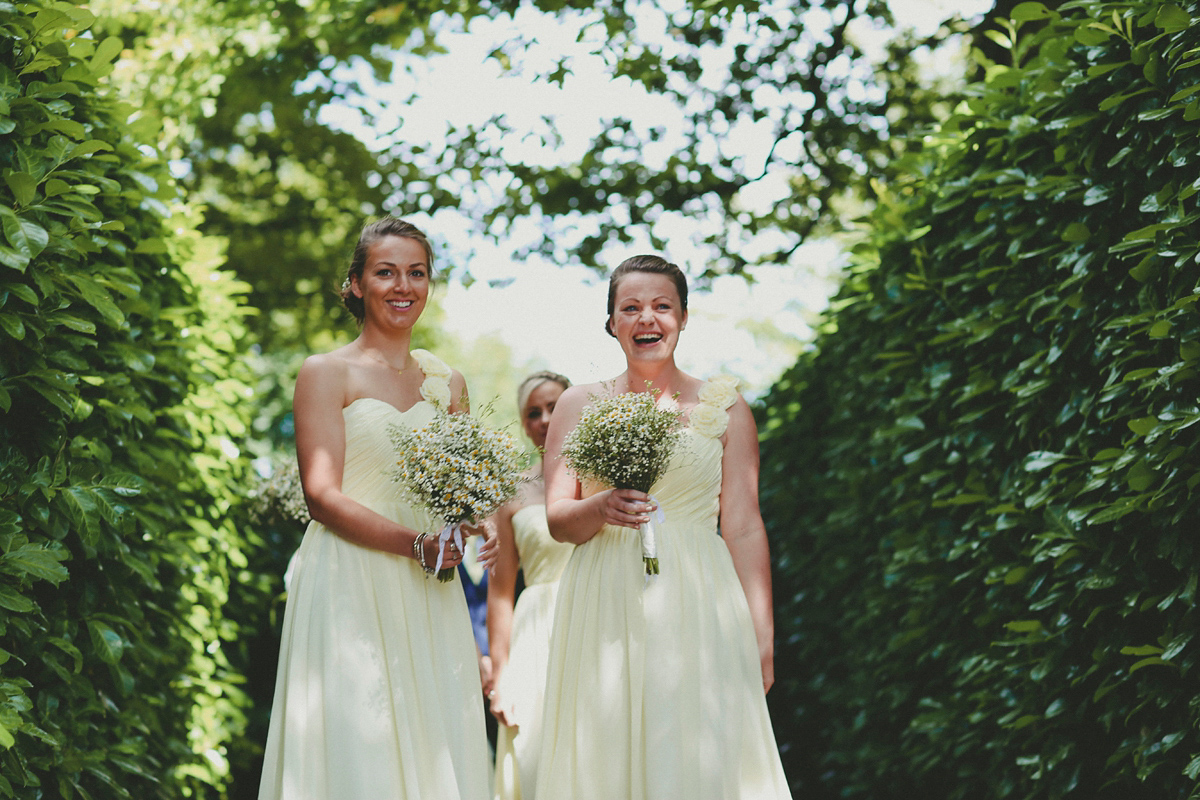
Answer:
xmin=343 ymin=396 xmax=431 ymax=417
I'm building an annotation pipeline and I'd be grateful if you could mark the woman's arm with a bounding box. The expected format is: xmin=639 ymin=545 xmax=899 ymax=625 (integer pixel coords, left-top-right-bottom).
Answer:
xmin=717 ymin=395 xmax=776 ymax=693
xmin=448 ymin=368 xmax=469 ymax=413
xmin=485 ymin=501 xmax=520 ymax=725
xmin=293 ymin=354 xmax=456 ymax=568
xmin=543 ymin=386 xmax=654 ymax=545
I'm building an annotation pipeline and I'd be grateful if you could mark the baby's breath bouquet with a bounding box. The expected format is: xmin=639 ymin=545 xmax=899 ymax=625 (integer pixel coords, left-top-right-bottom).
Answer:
xmin=560 ymin=390 xmax=684 ymax=574
xmin=248 ymin=457 xmax=310 ymax=528
xmin=390 ymin=411 xmax=524 ymax=581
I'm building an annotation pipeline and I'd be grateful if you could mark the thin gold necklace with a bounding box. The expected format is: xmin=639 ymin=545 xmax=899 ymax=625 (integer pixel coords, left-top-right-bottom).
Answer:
xmin=359 ymin=344 xmax=410 ymax=373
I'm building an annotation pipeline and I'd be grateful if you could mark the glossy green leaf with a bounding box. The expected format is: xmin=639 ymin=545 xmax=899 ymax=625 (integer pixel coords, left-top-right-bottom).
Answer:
xmin=0 ymin=584 xmax=34 ymax=613
xmin=0 ymin=208 xmax=48 ymax=258
xmin=1061 ymin=222 xmax=1090 ymax=242
xmin=1074 ymin=23 xmax=1113 ymax=45
xmin=86 ymin=620 xmax=125 ymax=665
xmin=1120 ymin=644 xmax=1164 ymax=656
xmin=1005 ymin=620 xmax=1042 ymax=633
xmin=1154 ymin=4 xmax=1192 ymax=32
xmin=0 ymin=544 xmax=68 ymax=584
xmin=1148 ymin=320 xmax=1171 ymax=338
xmin=3 ymin=172 xmax=36 ymax=206
xmin=1127 ymin=417 xmax=1159 ymax=436
xmin=1012 ymin=2 xmax=1055 ymax=21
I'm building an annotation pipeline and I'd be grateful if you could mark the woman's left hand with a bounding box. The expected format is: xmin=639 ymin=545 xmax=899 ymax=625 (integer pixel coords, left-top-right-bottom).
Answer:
xmin=430 ymin=534 xmax=464 ymax=571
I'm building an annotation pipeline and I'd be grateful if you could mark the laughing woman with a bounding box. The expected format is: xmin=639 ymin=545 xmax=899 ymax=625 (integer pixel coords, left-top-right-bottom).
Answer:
xmin=535 ymin=255 xmax=791 ymax=800
xmin=258 ymin=216 xmax=493 ymax=800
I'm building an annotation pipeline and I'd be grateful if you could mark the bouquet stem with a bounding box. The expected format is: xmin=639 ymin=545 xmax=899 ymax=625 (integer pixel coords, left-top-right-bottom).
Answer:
xmin=639 ymin=518 xmax=659 ymax=576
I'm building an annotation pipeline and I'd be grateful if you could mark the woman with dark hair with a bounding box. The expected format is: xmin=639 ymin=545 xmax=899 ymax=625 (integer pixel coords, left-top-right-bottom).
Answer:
xmin=536 ymin=255 xmax=790 ymax=799
xmin=486 ymin=370 xmax=574 ymax=800
xmin=258 ymin=216 xmax=494 ymax=800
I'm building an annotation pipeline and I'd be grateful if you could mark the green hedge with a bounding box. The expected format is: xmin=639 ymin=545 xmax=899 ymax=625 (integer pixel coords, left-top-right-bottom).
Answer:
xmin=0 ymin=3 xmax=254 ymax=797
xmin=761 ymin=1 xmax=1200 ymax=798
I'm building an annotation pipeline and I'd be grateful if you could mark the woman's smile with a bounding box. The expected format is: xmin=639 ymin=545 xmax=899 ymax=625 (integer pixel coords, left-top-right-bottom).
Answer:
xmin=633 ymin=332 xmax=663 ymax=346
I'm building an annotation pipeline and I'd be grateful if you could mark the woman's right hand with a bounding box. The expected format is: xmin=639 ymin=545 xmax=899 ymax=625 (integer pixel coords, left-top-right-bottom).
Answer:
xmin=601 ymin=488 xmax=656 ymax=531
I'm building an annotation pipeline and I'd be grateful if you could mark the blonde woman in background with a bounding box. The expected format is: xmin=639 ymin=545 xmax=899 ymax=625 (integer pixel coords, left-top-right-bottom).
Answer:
xmin=487 ymin=371 xmax=574 ymax=800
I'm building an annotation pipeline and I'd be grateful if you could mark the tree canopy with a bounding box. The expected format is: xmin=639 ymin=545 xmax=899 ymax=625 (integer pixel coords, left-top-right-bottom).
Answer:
xmin=89 ymin=0 xmax=1006 ymax=351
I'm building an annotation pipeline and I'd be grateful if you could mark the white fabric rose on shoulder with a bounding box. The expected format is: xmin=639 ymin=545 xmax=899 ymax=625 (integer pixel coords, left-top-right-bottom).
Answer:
xmin=689 ymin=402 xmax=729 ymax=439
xmin=697 ymin=375 xmax=739 ymax=410
xmin=412 ymin=349 xmax=453 ymax=380
xmin=421 ymin=379 xmax=453 ymax=410
xmin=411 ymin=349 xmax=454 ymax=410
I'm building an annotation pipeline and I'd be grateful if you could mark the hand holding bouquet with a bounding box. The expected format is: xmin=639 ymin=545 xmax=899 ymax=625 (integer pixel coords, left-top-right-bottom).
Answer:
xmin=391 ymin=411 xmax=525 ymax=581
xmin=560 ymin=389 xmax=683 ymax=574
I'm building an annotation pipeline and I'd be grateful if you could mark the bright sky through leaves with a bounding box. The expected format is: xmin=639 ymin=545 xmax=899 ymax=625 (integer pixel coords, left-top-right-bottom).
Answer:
xmin=318 ymin=0 xmax=990 ymax=394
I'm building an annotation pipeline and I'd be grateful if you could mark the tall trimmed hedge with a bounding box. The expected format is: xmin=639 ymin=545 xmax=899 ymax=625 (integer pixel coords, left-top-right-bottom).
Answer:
xmin=0 ymin=3 xmax=254 ymax=797
xmin=761 ymin=1 xmax=1200 ymax=798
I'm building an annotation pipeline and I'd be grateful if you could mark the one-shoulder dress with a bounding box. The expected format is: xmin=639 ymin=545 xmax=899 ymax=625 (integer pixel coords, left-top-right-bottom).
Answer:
xmin=258 ymin=350 xmax=491 ymax=800
xmin=535 ymin=377 xmax=791 ymax=800
xmin=492 ymin=504 xmax=574 ymax=800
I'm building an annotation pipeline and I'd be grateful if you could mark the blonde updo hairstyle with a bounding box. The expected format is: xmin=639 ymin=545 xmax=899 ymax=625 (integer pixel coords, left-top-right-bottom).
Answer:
xmin=340 ymin=216 xmax=435 ymax=324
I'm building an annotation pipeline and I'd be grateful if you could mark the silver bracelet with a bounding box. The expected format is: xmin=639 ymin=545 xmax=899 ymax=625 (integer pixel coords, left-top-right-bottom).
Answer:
xmin=413 ymin=532 xmax=435 ymax=577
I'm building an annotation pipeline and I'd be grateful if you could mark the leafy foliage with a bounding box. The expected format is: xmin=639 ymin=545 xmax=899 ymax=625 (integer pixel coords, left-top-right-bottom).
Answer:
xmin=86 ymin=0 xmax=451 ymax=350
xmin=759 ymin=1 xmax=1200 ymax=797
xmin=86 ymin=0 xmax=1007 ymax=351
xmin=0 ymin=2 xmax=254 ymax=796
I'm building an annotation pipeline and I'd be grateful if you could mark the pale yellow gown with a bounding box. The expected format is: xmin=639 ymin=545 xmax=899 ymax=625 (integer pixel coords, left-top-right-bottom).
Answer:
xmin=492 ymin=505 xmax=574 ymax=800
xmin=259 ymin=351 xmax=491 ymax=800
xmin=536 ymin=378 xmax=792 ymax=800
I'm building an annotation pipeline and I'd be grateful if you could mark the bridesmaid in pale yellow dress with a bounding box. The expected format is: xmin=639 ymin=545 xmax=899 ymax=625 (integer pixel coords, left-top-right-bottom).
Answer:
xmin=486 ymin=371 xmax=575 ymax=800
xmin=258 ymin=216 xmax=495 ymax=800
xmin=536 ymin=255 xmax=792 ymax=799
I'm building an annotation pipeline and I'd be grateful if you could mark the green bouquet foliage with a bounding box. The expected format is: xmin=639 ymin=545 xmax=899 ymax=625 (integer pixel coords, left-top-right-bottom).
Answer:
xmin=759 ymin=2 xmax=1200 ymax=798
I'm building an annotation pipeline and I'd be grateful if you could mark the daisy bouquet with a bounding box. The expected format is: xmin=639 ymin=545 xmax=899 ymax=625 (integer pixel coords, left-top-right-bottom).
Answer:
xmin=391 ymin=411 xmax=524 ymax=581
xmin=560 ymin=390 xmax=683 ymax=574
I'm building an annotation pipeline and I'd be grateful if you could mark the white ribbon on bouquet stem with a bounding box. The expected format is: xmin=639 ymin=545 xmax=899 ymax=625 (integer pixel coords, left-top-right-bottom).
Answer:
xmin=433 ymin=521 xmax=466 ymax=575
xmin=639 ymin=494 xmax=666 ymax=575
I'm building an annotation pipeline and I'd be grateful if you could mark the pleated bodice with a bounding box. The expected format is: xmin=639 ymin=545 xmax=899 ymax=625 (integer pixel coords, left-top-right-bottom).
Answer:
xmin=511 ymin=504 xmax=573 ymax=586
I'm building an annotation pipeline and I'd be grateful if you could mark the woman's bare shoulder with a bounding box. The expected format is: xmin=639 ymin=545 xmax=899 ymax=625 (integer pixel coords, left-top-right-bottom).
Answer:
xmin=295 ymin=347 xmax=356 ymax=400
xmin=559 ymin=382 xmax=606 ymax=407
